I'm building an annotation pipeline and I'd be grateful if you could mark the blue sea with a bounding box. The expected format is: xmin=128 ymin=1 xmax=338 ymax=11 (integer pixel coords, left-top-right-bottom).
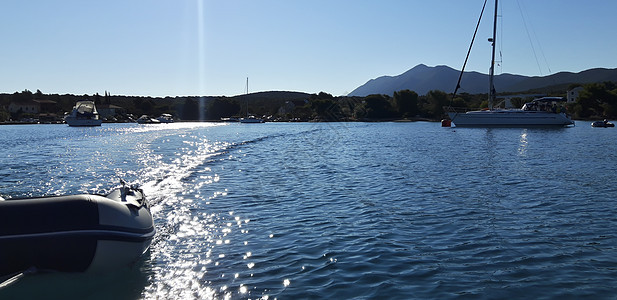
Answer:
xmin=1 ymin=121 xmax=617 ymax=299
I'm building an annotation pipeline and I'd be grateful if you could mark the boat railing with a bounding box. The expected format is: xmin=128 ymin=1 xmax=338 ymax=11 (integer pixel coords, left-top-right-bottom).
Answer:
xmin=443 ymin=106 xmax=488 ymax=113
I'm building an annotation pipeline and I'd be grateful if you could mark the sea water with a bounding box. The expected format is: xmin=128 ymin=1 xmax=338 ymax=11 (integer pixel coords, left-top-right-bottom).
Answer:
xmin=1 ymin=121 xmax=617 ymax=299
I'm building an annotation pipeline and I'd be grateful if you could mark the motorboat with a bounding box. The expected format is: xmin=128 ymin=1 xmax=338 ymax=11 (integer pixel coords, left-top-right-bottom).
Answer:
xmin=156 ymin=114 xmax=174 ymax=123
xmin=64 ymin=101 xmax=103 ymax=127
xmin=137 ymin=115 xmax=161 ymax=124
xmin=591 ymin=120 xmax=614 ymax=127
xmin=0 ymin=182 xmax=155 ymax=277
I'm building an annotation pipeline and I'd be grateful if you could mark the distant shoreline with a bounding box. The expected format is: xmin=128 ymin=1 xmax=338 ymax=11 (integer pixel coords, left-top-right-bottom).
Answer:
xmin=0 ymin=116 xmax=603 ymax=126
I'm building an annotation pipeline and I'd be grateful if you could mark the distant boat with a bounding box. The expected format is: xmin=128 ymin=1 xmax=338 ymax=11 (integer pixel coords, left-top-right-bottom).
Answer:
xmin=240 ymin=77 xmax=264 ymax=124
xmin=449 ymin=97 xmax=574 ymax=127
xmin=591 ymin=120 xmax=614 ymax=127
xmin=240 ymin=116 xmax=265 ymax=123
xmin=446 ymin=0 xmax=574 ymax=127
xmin=64 ymin=101 xmax=103 ymax=127
xmin=221 ymin=116 xmax=240 ymax=122
xmin=156 ymin=113 xmax=174 ymax=123
xmin=137 ymin=115 xmax=161 ymax=124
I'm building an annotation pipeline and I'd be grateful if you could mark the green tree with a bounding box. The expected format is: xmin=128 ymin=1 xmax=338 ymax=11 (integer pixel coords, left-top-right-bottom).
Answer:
xmin=310 ymin=99 xmax=342 ymax=120
xmin=140 ymin=99 xmax=155 ymax=113
xmin=207 ymin=98 xmax=241 ymax=119
xmin=317 ymin=91 xmax=334 ymax=99
xmin=393 ymin=89 xmax=418 ymax=117
xmin=181 ymin=98 xmax=199 ymax=120
xmin=577 ymin=82 xmax=617 ymax=118
xmin=423 ymin=90 xmax=449 ymax=118
xmin=450 ymin=96 xmax=467 ymax=109
xmin=0 ymin=109 xmax=9 ymax=122
xmin=360 ymin=94 xmax=395 ymax=119
xmin=308 ymin=92 xmax=345 ymax=120
xmin=13 ymin=89 xmax=33 ymax=102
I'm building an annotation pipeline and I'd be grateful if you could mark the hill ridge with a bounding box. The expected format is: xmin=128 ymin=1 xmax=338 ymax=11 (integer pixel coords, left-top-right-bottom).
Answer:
xmin=349 ymin=65 xmax=617 ymax=97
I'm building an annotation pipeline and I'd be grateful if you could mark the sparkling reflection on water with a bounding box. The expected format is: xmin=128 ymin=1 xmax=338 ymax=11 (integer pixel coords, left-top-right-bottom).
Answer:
xmin=1 ymin=121 xmax=617 ymax=299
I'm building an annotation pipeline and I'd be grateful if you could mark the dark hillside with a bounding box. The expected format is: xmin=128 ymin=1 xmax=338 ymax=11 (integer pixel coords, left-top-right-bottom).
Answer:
xmin=350 ymin=65 xmax=617 ymax=97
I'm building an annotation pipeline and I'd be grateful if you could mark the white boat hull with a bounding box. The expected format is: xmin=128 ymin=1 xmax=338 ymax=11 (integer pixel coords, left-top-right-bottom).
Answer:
xmin=156 ymin=114 xmax=174 ymax=123
xmin=64 ymin=117 xmax=103 ymax=127
xmin=240 ymin=118 xmax=264 ymax=123
xmin=137 ymin=115 xmax=161 ymax=124
xmin=448 ymin=110 xmax=575 ymax=127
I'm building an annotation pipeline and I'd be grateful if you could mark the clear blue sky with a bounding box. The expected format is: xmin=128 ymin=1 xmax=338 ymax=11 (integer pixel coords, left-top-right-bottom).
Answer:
xmin=1 ymin=0 xmax=615 ymax=97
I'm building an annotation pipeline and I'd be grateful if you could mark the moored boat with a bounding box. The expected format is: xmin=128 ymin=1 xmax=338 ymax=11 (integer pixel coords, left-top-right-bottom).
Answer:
xmin=0 ymin=183 xmax=155 ymax=277
xmin=64 ymin=101 xmax=103 ymax=127
xmin=448 ymin=97 xmax=574 ymax=127
xmin=591 ymin=119 xmax=614 ymax=127
xmin=446 ymin=0 xmax=574 ymax=127
xmin=156 ymin=114 xmax=174 ymax=123
xmin=137 ymin=115 xmax=161 ymax=124
xmin=240 ymin=78 xmax=264 ymax=124
xmin=221 ymin=116 xmax=240 ymax=122
xmin=240 ymin=116 xmax=265 ymax=123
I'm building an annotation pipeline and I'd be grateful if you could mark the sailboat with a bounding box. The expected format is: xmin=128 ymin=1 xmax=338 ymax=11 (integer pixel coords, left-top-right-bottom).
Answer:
xmin=240 ymin=77 xmax=264 ymax=123
xmin=446 ymin=0 xmax=574 ymax=127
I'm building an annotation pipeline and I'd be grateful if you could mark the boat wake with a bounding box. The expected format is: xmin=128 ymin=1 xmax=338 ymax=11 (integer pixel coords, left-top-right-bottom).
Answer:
xmin=136 ymin=124 xmax=343 ymax=299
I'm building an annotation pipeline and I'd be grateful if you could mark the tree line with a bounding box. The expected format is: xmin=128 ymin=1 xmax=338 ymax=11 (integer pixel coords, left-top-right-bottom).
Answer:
xmin=567 ymin=82 xmax=617 ymax=119
xmin=1 ymin=82 xmax=616 ymax=122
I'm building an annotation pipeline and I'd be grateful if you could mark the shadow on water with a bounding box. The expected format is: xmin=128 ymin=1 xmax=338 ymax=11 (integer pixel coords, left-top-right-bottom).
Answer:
xmin=0 ymin=252 xmax=153 ymax=300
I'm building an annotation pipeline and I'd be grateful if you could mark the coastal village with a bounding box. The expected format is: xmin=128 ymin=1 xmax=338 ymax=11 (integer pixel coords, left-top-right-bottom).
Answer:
xmin=0 ymin=82 xmax=613 ymax=125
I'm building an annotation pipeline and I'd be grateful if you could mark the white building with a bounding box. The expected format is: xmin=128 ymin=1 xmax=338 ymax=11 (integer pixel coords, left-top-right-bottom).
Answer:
xmin=567 ymin=86 xmax=584 ymax=103
xmin=97 ymin=104 xmax=125 ymax=118
xmin=8 ymin=99 xmax=56 ymax=114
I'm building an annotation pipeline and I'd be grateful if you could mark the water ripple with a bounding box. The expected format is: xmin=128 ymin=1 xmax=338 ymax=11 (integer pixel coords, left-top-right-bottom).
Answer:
xmin=3 ymin=122 xmax=617 ymax=298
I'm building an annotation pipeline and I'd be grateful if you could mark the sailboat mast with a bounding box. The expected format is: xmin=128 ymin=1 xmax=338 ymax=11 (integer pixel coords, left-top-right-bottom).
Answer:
xmin=246 ymin=77 xmax=249 ymax=117
xmin=488 ymin=0 xmax=498 ymax=109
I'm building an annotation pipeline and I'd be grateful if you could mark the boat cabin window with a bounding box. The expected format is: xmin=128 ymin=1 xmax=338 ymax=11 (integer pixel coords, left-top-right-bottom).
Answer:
xmin=522 ymin=99 xmax=565 ymax=113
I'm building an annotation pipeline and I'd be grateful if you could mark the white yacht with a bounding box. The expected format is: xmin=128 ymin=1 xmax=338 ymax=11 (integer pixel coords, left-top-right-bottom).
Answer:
xmin=157 ymin=113 xmax=174 ymax=123
xmin=64 ymin=101 xmax=103 ymax=127
xmin=137 ymin=115 xmax=161 ymax=124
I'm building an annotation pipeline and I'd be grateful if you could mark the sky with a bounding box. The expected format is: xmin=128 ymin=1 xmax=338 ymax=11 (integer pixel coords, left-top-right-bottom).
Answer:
xmin=1 ymin=0 xmax=616 ymax=97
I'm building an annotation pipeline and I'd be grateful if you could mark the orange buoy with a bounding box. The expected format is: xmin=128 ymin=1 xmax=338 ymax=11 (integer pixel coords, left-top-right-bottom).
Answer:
xmin=441 ymin=119 xmax=451 ymax=127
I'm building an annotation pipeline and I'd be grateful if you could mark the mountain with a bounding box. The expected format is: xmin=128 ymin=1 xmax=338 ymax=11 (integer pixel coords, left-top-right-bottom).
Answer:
xmin=348 ymin=64 xmax=617 ymax=96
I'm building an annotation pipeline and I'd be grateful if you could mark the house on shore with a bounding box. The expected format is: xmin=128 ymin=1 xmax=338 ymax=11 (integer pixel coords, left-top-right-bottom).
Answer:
xmin=278 ymin=100 xmax=309 ymax=115
xmin=8 ymin=99 xmax=60 ymax=122
xmin=8 ymin=99 xmax=57 ymax=115
xmin=567 ymin=86 xmax=584 ymax=103
xmin=97 ymin=104 xmax=125 ymax=119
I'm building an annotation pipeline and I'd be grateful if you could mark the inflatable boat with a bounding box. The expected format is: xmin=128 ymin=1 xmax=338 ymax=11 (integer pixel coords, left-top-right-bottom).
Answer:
xmin=591 ymin=120 xmax=615 ymax=127
xmin=0 ymin=183 xmax=155 ymax=277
